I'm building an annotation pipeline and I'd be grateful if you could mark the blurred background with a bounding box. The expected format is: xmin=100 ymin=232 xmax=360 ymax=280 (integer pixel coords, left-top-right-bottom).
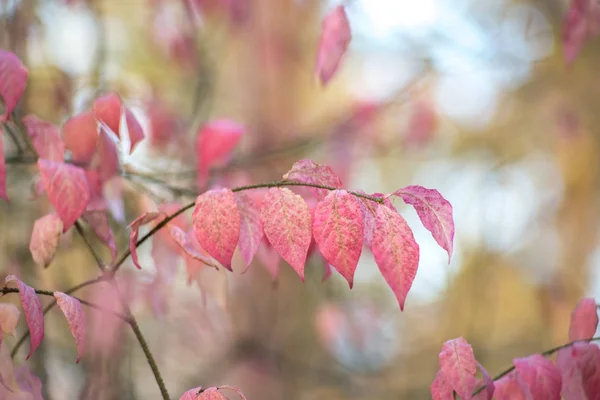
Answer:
xmin=1 ymin=0 xmax=599 ymax=398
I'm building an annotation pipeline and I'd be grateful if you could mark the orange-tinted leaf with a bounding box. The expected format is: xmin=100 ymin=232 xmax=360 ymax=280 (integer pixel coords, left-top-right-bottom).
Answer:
xmin=260 ymin=187 xmax=312 ymax=280
xmin=0 ymin=303 xmax=20 ymax=337
xmin=128 ymin=212 xmax=163 ymax=269
xmin=192 ymin=188 xmax=240 ymax=269
xmin=37 ymin=159 xmax=90 ymax=231
xmin=93 ymin=93 xmax=122 ymax=137
xmin=125 ymin=108 xmax=145 ymax=154
xmin=234 ymin=192 xmax=263 ymax=268
xmin=315 ymin=5 xmax=351 ymax=86
xmin=312 ymin=190 xmax=363 ymax=288
xmin=195 ymin=120 xmax=244 ymax=187
xmin=29 ymin=213 xmax=63 ymax=268
xmin=0 ymin=50 xmax=28 ymax=121
xmin=438 ymin=337 xmax=477 ymax=400
xmin=22 ymin=115 xmax=65 ymax=162
xmin=569 ymin=297 xmax=599 ymax=341
xmin=4 ymin=275 xmax=44 ymax=360
xmin=54 ymin=292 xmax=85 ymax=363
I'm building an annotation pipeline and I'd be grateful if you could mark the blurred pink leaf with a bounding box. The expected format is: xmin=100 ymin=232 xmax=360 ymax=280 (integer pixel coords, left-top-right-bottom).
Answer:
xmin=97 ymin=124 xmax=120 ymax=183
xmin=476 ymin=361 xmax=495 ymax=400
xmin=256 ymin=240 xmax=280 ymax=281
xmin=22 ymin=115 xmax=65 ymax=162
xmin=261 ymin=187 xmax=312 ymax=281
xmin=513 ymin=354 xmax=561 ymax=400
xmin=169 ymin=225 xmax=218 ymax=268
xmin=493 ymin=371 xmax=532 ymax=400
xmin=0 ymin=303 xmax=20 ymax=337
xmin=438 ymin=337 xmax=477 ymax=400
xmin=54 ymin=292 xmax=85 ymax=363
xmin=569 ymin=297 xmax=599 ymax=341
xmin=315 ymin=5 xmax=351 ymax=86
xmin=61 ymin=111 xmax=98 ymax=164
xmin=0 ymin=135 xmax=6 ymax=201
xmin=128 ymin=211 xmax=163 ymax=269
xmin=83 ymin=202 xmax=117 ymax=261
xmin=93 ymin=93 xmax=122 ymax=138
xmin=29 ymin=213 xmax=63 ymax=268
xmin=125 ymin=108 xmax=145 ymax=154
xmin=234 ymin=192 xmax=263 ymax=268
xmin=282 ymin=159 xmax=343 ymax=200
xmin=562 ymin=0 xmax=600 ymax=63
xmin=13 ymin=365 xmax=43 ymax=400
xmin=557 ymin=342 xmax=600 ymax=399
xmin=0 ymin=50 xmax=28 ymax=121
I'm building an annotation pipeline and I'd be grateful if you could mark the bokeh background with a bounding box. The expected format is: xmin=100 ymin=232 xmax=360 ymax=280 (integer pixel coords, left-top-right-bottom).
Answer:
xmin=1 ymin=0 xmax=599 ymax=398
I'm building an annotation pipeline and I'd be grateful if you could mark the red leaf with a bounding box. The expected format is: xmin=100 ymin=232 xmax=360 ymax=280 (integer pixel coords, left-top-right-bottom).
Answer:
xmin=29 ymin=213 xmax=63 ymax=268
xmin=438 ymin=337 xmax=477 ymax=400
xmin=431 ymin=370 xmax=454 ymax=400
xmin=562 ymin=0 xmax=600 ymax=63
xmin=22 ymin=115 xmax=65 ymax=162
xmin=125 ymin=108 xmax=145 ymax=154
xmin=557 ymin=342 xmax=600 ymax=400
xmin=128 ymin=211 xmax=163 ymax=269
xmin=179 ymin=386 xmax=204 ymax=400
xmin=392 ymin=185 xmax=454 ymax=262
xmin=234 ymin=192 xmax=263 ymax=268
xmin=312 ymin=190 xmax=363 ymax=288
xmin=0 ymin=303 xmax=20 ymax=336
xmin=282 ymin=159 xmax=343 ymax=200
xmin=0 ymin=50 xmax=28 ymax=121
xmin=256 ymin=240 xmax=281 ymax=281
xmin=315 ymin=5 xmax=351 ymax=86
xmin=169 ymin=226 xmax=218 ymax=268
xmin=97 ymin=124 xmax=120 ymax=182
xmin=513 ymin=354 xmax=561 ymax=400
xmin=0 ymin=135 xmax=5 ymax=201
xmin=569 ymin=297 xmax=599 ymax=341
xmin=476 ymin=361 xmax=495 ymax=400
xmin=37 ymin=159 xmax=90 ymax=231
xmin=4 ymin=275 xmax=44 ymax=360
xmin=192 ymin=188 xmax=240 ymax=269
xmin=53 ymin=292 xmax=85 ymax=363
xmin=369 ymin=205 xmax=419 ymax=310
xmin=93 ymin=93 xmax=122 ymax=137
xmin=493 ymin=371 xmax=532 ymax=400
xmin=62 ymin=111 xmax=99 ymax=164
xmin=82 ymin=203 xmax=117 ymax=261
xmin=260 ymin=187 xmax=312 ymax=280
xmin=195 ymin=119 xmax=244 ymax=188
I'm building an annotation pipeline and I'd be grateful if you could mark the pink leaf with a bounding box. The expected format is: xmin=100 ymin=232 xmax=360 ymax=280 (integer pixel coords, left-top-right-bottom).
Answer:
xmin=53 ymin=292 xmax=85 ymax=363
xmin=369 ymin=205 xmax=419 ymax=310
xmin=256 ymin=240 xmax=281 ymax=281
xmin=557 ymin=342 xmax=600 ymax=400
xmin=260 ymin=187 xmax=312 ymax=281
xmin=438 ymin=337 xmax=477 ymax=400
xmin=192 ymin=188 xmax=240 ymax=269
xmin=216 ymin=385 xmax=248 ymax=400
xmin=477 ymin=361 xmax=496 ymax=400
xmin=128 ymin=211 xmax=163 ymax=269
xmin=562 ymin=0 xmax=600 ymax=63
xmin=93 ymin=93 xmax=122 ymax=137
xmin=4 ymin=275 xmax=44 ymax=360
xmin=392 ymin=185 xmax=454 ymax=262
xmin=0 ymin=303 xmax=20 ymax=336
xmin=82 ymin=204 xmax=117 ymax=261
xmin=282 ymin=159 xmax=343 ymax=200
xmin=431 ymin=369 xmax=454 ymax=400
xmin=97 ymin=124 xmax=120 ymax=182
xmin=125 ymin=108 xmax=145 ymax=154
xmin=169 ymin=226 xmax=218 ymax=268
xmin=37 ymin=159 xmax=90 ymax=231
xmin=22 ymin=115 xmax=65 ymax=162
xmin=61 ymin=111 xmax=99 ymax=164
xmin=0 ymin=135 xmax=5 ymax=201
xmin=234 ymin=192 xmax=263 ymax=268
xmin=315 ymin=5 xmax=351 ymax=86
xmin=569 ymin=297 xmax=599 ymax=341
xmin=179 ymin=386 xmax=204 ymax=400
xmin=14 ymin=365 xmax=43 ymax=400
xmin=312 ymin=190 xmax=363 ymax=288
xmin=195 ymin=119 xmax=244 ymax=188
xmin=493 ymin=371 xmax=532 ymax=400
xmin=0 ymin=50 xmax=28 ymax=121
xmin=29 ymin=213 xmax=63 ymax=268
xmin=513 ymin=354 xmax=561 ymax=400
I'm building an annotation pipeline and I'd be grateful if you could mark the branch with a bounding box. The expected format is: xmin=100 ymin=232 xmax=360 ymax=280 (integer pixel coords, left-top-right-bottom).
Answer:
xmin=472 ymin=336 xmax=600 ymax=396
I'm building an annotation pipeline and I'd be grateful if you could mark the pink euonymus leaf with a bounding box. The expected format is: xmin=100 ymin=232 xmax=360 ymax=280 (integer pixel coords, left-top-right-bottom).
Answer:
xmin=312 ymin=190 xmax=363 ymax=288
xmin=192 ymin=188 xmax=240 ymax=269
xmin=179 ymin=386 xmax=247 ymax=400
xmin=29 ymin=213 xmax=63 ymax=268
xmin=97 ymin=124 xmax=120 ymax=182
xmin=282 ymin=159 xmax=343 ymax=200
xmin=0 ymin=50 xmax=28 ymax=121
xmin=195 ymin=119 xmax=244 ymax=188
xmin=234 ymin=192 xmax=263 ymax=268
xmin=261 ymin=187 xmax=312 ymax=280
xmin=0 ymin=303 xmax=20 ymax=336
xmin=431 ymin=369 xmax=454 ymax=400
xmin=557 ymin=342 xmax=600 ymax=399
xmin=22 ymin=115 xmax=65 ymax=162
xmin=392 ymin=185 xmax=454 ymax=262
xmin=61 ymin=111 xmax=99 ymax=164
xmin=513 ymin=354 xmax=561 ymax=400
xmin=562 ymin=0 xmax=600 ymax=63
xmin=14 ymin=365 xmax=43 ymax=400
xmin=369 ymin=204 xmax=419 ymax=310
xmin=476 ymin=361 xmax=495 ymax=400
xmin=257 ymin=240 xmax=281 ymax=281
xmin=37 ymin=159 xmax=90 ymax=231
xmin=315 ymin=5 xmax=351 ymax=86
xmin=0 ymin=135 xmax=5 ymax=201
xmin=438 ymin=337 xmax=477 ymax=400
xmin=125 ymin=108 xmax=145 ymax=154
xmin=493 ymin=371 xmax=531 ymax=400
xmin=53 ymin=292 xmax=85 ymax=363
xmin=4 ymin=275 xmax=44 ymax=360
xmin=127 ymin=211 xmax=163 ymax=269
xmin=93 ymin=93 xmax=122 ymax=137
xmin=82 ymin=202 xmax=117 ymax=261
xmin=169 ymin=226 xmax=218 ymax=269
xmin=569 ymin=297 xmax=599 ymax=341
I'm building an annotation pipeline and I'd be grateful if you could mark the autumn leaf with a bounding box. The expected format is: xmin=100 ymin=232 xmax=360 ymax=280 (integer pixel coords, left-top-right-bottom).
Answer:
xmin=128 ymin=211 xmax=163 ymax=269
xmin=0 ymin=50 xmax=28 ymax=121
xmin=82 ymin=202 xmax=117 ymax=261
xmin=557 ymin=342 xmax=600 ymax=399
xmin=315 ymin=5 xmax=351 ymax=86
xmin=431 ymin=369 xmax=454 ymax=400
xmin=312 ymin=190 xmax=363 ymax=288
xmin=392 ymin=185 xmax=454 ymax=262
xmin=192 ymin=188 xmax=240 ymax=269
xmin=476 ymin=361 xmax=495 ymax=400
xmin=0 ymin=135 xmax=5 ymax=202
xmin=125 ymin=108 xmax=145 ymax=154
xmin=234 ymin=192 xmax=263 ymax=268
xmin=4 ymin=275 xmax=44 ymax=360
xmin=97 ymin=124 xmax=120 ymax=182
xmin=93 ymin=93 xmax=122 ymax=137
xmin=282 ymin=159 xmax=343 ymax=200
xmin=261 ymin=188 xmax=312 ymax=281
xmin=369 ymin=205 xmax=419 ymax=310
xmin=61 ymin=111 xmax=99 ymax=164
xmin=29 ymin=213 xmax=63 ymax=268
xmin=37 ymin=159 xmax=90 ymax=231
xmin=568 ymin=297 xmax=599 ymax=341
xmin=493 ymin=371 xmax=531 ymax=400
xmin=438 ymin=337 xmax=477 ymax=400
xmin=54 ymin=292 xmax=85 ymax=363
xmin=0 ymin=303 xmax=20 ymax=337
xmin=22 ymin=115 xmax=65 ymax=162
xmin=169 ymin=226 xmax=218 ymax=268
xmin=513 ymin=354 xmax=561 ymax=400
